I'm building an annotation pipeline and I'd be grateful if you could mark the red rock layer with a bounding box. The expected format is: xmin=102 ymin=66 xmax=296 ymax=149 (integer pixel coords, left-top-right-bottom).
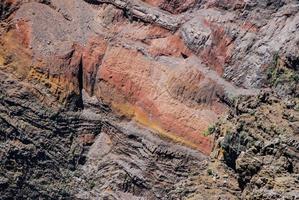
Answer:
xmin=4 ymin=0 xmax=273 ymax=155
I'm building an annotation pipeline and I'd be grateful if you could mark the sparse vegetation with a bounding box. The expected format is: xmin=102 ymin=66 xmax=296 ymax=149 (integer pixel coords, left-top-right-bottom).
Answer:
xmin=89 ymin=181 xmax=96 ymax=189
xmin=267 ymin=52 xmax=299 ymax=87
xmin=203 ymin=124 xmax=216 ymax=136
xmin=207 ymin=169 xmax=213 ymax=176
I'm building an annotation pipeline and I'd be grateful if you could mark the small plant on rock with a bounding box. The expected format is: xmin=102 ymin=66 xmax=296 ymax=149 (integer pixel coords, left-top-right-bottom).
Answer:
xmin=207 ymin=169 xmax=213 ymax=176
xmin=203 ymin=124 xmax=216 ymax=136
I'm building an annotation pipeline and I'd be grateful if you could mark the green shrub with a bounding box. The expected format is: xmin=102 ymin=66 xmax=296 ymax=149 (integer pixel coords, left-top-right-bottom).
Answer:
xmin=267 ymin=52 xmax=299 ymax=86
xmin=203 ymin=124 xmax=216 ymax=136
xmin=207 ymin=169 xmax=213 ymax=176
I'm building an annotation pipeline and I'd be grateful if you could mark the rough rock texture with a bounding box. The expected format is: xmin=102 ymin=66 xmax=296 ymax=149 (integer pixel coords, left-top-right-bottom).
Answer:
xmin=0 ymin=64 xmax=217 ymax=200
xmin=141 ymin=0 xmax=197 ymax=14
xmin=0 ymin=0 xmax=298 ymax=199
xmin=0 ymin=67 xmax=238 ymax=199
xmin=0 ymin=69 xmax=101 ymax=199
xmin=211 ymin=91 xmax=299 ymax=199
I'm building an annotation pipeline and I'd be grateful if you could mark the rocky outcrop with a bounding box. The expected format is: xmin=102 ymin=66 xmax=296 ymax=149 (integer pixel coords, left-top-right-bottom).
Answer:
xmin=0 ymin=70 xmax=100 ymax=199
xmin=2 ymin=0 xmax=298 ymax=155
xmin=181 ymin=0 xmax=299 ymax=87
xmin=0 ymin=68 xmax=237 ymax=199
xmin=211 ymin=92 xmax=299 ymax=199
xmin=73 ymin=121 xmax=209 ymax=199
xmin=0 ymin=0 xmax=298 ymax=199
xmin=0 ymin=0 xmax=220 ymax=154
xmin=141 ymin=0 xmax=197 ymax=14
xmin=85 ymin=0 xmax=183 ymax=31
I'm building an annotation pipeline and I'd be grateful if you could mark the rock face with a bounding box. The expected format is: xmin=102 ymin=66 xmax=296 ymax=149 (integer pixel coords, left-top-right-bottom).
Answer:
xmin=212 ymin=92 xmax=299 ymax=199
xmin=0 ymin=0 xmax=298 ymax=199
xmin=0 ymin=69 xmax=212 ymax=199
xmin=0 ymin=70 xmax=101 ymax=199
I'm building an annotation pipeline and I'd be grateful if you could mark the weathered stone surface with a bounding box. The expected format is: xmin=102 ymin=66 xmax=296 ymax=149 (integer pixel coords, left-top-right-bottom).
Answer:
xmin=143 ymin=0 xmax=196 ymax=14
xmin=0 ymin=69 xmax=237 ymax=199
xmin=212 ymin=92 xmax=299 ymax=199
xmin=0 ymin=0 xmax=298 ymax=199
xmin=1 ymin=0 xmax=235 ymax=154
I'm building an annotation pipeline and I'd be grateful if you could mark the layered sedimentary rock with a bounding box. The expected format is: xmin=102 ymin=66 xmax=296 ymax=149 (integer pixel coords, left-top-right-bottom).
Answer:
xmin=0 ymin=0 xmax=298 ymax=199
xmin=0 ymin=69 xmax=212 ymax=199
